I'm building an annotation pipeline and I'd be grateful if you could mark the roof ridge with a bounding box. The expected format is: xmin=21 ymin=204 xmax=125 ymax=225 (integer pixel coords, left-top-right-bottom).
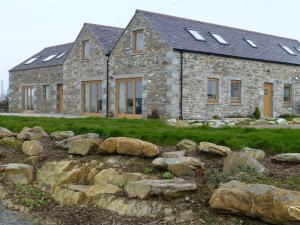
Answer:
xmin=84 ymin=23 xmax=123 ymax=30
xmin=44 ymin=42 xmax=74 ymax=49
xmin=137 ymin=9 xmax=299 ymax=42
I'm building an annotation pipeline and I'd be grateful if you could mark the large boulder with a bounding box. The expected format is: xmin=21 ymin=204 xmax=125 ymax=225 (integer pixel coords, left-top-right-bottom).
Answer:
xmin=17 ymin=126 xmax=49 ymax=140
xmin=50 ymin=131 xmax=75 ymax=141
xmin=176 ymin=139 xmax=198 ymax=152
xmin=273 ymin=153 xmax=300 ymax=163
xmin=152 ymin=157 xmax=205 ymax=176
xmin=223 ymin=151 xmax=267 ymax=175
xmin=55 ymin=133 xmax=100 ymax=149
xmin=1 ymin=163 xmax=33 ymax=184
xmin=68 ymin=138 xmax=102 ymax=156
xmin=0 ymin=127 xmax=17 ymax=138
xmin=125 ymin=178 xmax=197 ymax=199
xmin=198 ymin=142 xmax=231 ymax=156
xmin=22 ymin=140 xmax=43 ymax=156
xmin=99 ymin=137 xmax=159 ymax=157
xmin=291 ymin=118 xmax=300 ymax=124
xmin=210 ymin=180 xmax=300 ymax=225
xmin=277 ymin=118 xmax=288 ymax=124
xmin=241 ymin=147 xmax=266 ymax=161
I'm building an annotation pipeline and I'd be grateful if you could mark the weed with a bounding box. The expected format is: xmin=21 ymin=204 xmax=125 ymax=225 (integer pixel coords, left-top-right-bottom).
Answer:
xmin=143 ymin=167 xmax=155 ymax=175
xmin=162 ymin=172 xmax=175 ymax=179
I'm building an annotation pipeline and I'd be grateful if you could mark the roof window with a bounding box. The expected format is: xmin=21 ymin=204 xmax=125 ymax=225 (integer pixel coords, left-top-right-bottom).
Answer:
xmin=187 ymin=29 xmax=206 ymax=41
xmin=280 ymin=45 xmax=296 ymax=55
xmin=295 ymin=47 xmax=300 ymax=53
xmin=24 ymin=57 xmax=38 ymax=64
xmin=56 ymin=52 xmax=65 ymax=59
xmin=42 ymin=55 xmax=57 ymax=62
xmin=210 ymin=33 xmax=228 ymax=45
xmin=244 ymin=38 xmax=258 ymax=48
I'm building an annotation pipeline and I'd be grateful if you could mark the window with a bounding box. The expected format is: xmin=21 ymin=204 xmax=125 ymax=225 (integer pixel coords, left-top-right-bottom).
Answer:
xmin=82 ymin=40 xmax=91 ymax=59
xmin=207 ymin=78 xmax=219 ymax=103
xmin=43 ymin=85 xmax=50 ymax=100
xmin=295 ymin=47 xmax=300 ymax=53
xmin=117 ymin=78 xmax=143 ymax=115
xmin=244 ymin=38 xmax=258 ymax=48
xmin=231 ymin=80 xmax=241 ymax=103
xmin=56 ymin=52 xmax=65 ymax=58
xmin=24 ymin=57 xmax=38 ymax=64
xmin=280 ymin=45 xmax=296 ymax=55
xmin=133 ymin=30 xmax=144 ymax=52
xmin=210 ymin=33 xmax=228 ymax=45
xmin=284 ymin=84 xmax=292 ymax=105
xmin=42 ymin=55 xmax=57 ymax=62
xmin=82 ymin=80 xmax=102 ymax=113
xmin=187 ymin=29 xmax=206 ymax=41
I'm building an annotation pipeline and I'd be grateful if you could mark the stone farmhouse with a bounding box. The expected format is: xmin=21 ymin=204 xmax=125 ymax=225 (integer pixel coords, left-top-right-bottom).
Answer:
xmin=9 ymin=10 xmax=300 ymax=119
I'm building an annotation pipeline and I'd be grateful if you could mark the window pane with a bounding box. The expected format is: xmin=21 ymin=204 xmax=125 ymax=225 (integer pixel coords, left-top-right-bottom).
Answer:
xmin=231 ymin=81 xmax=241 ymax=102
xmin=84 ymin=83 xmax=89 ymax=112
xmin=135 ymin=80 xmax=142 ymax=114
xmin=83 ymin=41 xmax=90 ymax=58
xmin=90 ymin=83 xmax=96 ymax=112
xmin=208 ymin=79 xmax=218 ymax=101
xmin=98 ymin=83 xmax=102 ymax=112
xmin=118 ymin=81 xmax=125 ymax=113
xmin=284 ymin=85 xmax=291 ymax=103
xmin=31 ymin=88 xmax=35 ymax=111
xmin=127 ymin=80 xmax=133 ymax=114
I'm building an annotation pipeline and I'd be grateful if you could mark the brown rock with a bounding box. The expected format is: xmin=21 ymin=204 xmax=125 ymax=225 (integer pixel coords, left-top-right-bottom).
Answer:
xmin=24 ymin=156 xmax=40 ymax=166
xmin=198 ymin=142 xmax=231 ymax=156
xmin=17 ymin=126 xmax=48 ymax=140
xmin=1 ymin=163 xmax=33 ymax=184
xmin=68 ymin=138 xmax=102 ymax=156
xmin=22 ymin=140 xmax=43 ymax=156
xmin=55 ymin=133 xmax=100 ymax=149
xmin=0 ymin=127 xmax=17 ymax=138
xmin=50 ymin=131 xmax=75 ymax=141
xmin=176 ymin=139 xmax=198 ymax=152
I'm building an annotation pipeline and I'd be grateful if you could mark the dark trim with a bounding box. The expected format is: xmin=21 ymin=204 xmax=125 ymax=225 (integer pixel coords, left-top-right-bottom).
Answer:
xmin=173 ymin=48 xmax=300 ymax=67
xmin=179 ymin=51 xmax=183 ymax=120
xmin=106 ymin=53 xmax=110 ymax=117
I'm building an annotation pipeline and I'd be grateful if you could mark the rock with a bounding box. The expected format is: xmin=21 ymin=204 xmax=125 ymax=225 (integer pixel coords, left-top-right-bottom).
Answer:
xmin=176 ymin=139 xmax=198 ymax=152
xmin=223 ymin=151 xmax=267 ymax=175
xmin=161 ymin=150 xmax=186 ymax=158
xmin=152 ymin=157 xmax=205 ymax=176
xmin=291 ymin=118 xmax=300 ymax=124
xmin=125 ymin=178 xmax=197 ymax=199
xmin=0 ymin=184 xmax=7 ymax=199
xmin=254 ymin=119 xmax=268 ymax=125
xmin=1 ymin=164 xmax=33 ymax=184
xmin=167 ymin=118 xmax=177 ymax=126
xmin=99 ymin=137 xmax=159 ymax=157
xmin=17 ymin=126 xmax=49 ymax=140
xmin=208 ymin=120 xmax=226 ymax=128
xmin=55 ymin=133 xmax=100 ymax=149
xmin=50 ymin=131 xmax=75 ymax=141
xmin=273 ymin=153 xmax=300 ymax=163
xmin=268 ymin=121 xmax=276 ymax=125
xmin=198 ymin=142 xmax=231 ymax=156
xmin=0 ymin=127 xmax=17 ymax=138
xmin=22 ymin=140 xmax=43 ymax=156
xmin=277 ymin=118 xmax=288 ymax=124
xmin=67 ymin=184 xmax=121 ymax=196
xmin=241 ymin=147 xmax=266 ymax=161
xmin=189 ymin=122 xmax=203 ymax=127
xmin=68 ymin=138 xmax=102 ymax=156
xmin=24 ymin=156 xmax=40 ymax=166
xmin=210 ymin=180 xmax=300 ymax=225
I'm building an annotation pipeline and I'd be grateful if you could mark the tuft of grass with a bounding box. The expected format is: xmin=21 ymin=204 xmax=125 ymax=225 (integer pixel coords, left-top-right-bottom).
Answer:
xmin=143 ymin=167 xmax=155 ymax=175
xmin=0 ymin=115 xmax=300 ymax=153
xmin=162 ymin=172 xmax=175 ymax=179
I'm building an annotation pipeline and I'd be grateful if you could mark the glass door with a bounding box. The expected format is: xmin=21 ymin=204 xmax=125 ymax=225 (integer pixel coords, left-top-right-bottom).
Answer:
xmin=22 ymin=86 xmax=34 ymax=112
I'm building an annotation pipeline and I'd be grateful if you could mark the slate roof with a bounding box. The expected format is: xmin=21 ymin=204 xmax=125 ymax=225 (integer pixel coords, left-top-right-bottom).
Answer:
xmin=85 ymin=23 xmax=123 ymax=54
xmin=10 ymin=43 xmax=73 ymax=72
xmin=138 ymin=10 xmax=300 ymax=66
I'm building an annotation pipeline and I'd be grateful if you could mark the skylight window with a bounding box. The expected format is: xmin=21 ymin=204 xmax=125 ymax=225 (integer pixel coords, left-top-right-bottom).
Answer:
xmin=244 ymin=38 xmax=258 ymax=48
xmin=56 ymin=52 xmax=65 ymax=59
xmin=280 ymin=45 xmax=296 ymax=55
xmin=210 ymin=33 xmax=228 ymax=45
xmin=295 ymin=47 xmax=300 ymax=53
xmin=24 ymin=57 xmax=38 ymax=64
xmin=42 ymin=55 xmax=57 ymax=62
xmin=187 ymin=29 xmax=206 ymax=41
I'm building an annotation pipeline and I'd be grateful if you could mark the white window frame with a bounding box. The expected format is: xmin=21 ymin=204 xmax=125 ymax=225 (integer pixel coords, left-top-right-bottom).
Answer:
xmin=42 ymin=55 xmax=57 ymax=62
xmin=280 ymin=45 xmax=296 ymax=55
xmin=24 ymin=57 xmax=38 ymax=64
xmin=244 ymin=38 xmax=258 ymax=48
xmin=187 ymin=29 xmax=206 ymax=41
xmin=210 ymin=33 xmax=228 ymax=45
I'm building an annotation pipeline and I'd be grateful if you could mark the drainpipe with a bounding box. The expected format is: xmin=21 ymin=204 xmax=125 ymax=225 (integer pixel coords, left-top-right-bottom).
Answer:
xmin=179 ymin=51 xmax=183 ymax=120
xmin=106 ymin=54 xmax=110 ymax=117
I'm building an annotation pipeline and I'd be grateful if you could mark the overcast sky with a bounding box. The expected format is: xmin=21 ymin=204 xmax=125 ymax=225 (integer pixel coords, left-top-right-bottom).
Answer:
xmin=1 ymin=0 xmax=300 ymax=93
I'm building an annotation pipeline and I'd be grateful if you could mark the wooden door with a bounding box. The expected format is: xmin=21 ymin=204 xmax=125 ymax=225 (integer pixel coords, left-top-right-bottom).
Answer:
xmin=263 ymin=83 xmax=273 ymax=117
xmin=22 ymin=86 xmax=34 ymax=112
xmin=57 ymin=84 xmax=63 ymax=113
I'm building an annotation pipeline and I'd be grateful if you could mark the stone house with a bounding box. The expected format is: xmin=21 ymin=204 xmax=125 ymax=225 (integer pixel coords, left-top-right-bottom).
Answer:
xmin=9 ymin=10 xmax=300 ymax=119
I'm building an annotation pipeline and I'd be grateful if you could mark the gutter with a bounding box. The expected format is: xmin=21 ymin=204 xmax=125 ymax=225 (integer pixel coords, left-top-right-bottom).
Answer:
xmin=179 ymin=51 xmax=183 ymax=120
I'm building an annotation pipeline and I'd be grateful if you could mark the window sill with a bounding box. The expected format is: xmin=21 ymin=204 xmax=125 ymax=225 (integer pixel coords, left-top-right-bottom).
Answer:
xmin=229 ymin=102 xmax=242 ymax=106
xmin=116 ymin=113 xmax=143 ymax=119
xmin=283 ymin=104 xmax=293 ymax=107
xmin=81 ymin=59 xmax=89 ymax=62
xmin=206 ymin=102 xmax=219 ymax=105
xmin=81 ymin=112 xmax=102 ymax=117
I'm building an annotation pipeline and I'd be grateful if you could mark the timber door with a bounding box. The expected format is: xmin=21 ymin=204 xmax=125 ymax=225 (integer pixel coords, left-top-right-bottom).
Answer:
xmin=22 ymin=86 xmax=34 ymax=112
xmin=263 ymin=83 xmax=273 ymax=117
xmin=57 ymin=84 xmax=63 ymax=113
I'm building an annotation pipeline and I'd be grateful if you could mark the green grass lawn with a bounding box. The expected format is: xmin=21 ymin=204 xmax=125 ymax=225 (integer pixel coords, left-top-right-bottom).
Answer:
xmin=0 ymin=115 xmax=299 ymax=153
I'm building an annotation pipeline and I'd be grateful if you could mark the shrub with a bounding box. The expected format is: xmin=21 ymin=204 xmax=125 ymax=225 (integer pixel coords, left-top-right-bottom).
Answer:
xmin=143 ymin=167 xmax=155 ymax=174
xmin=147 ymin=108 xmax=160 ymax=119
xmin=253 ymin=107 xmax=261 ymax=119
xmin=212 ymin=115 xmax=221 ymax=120
xmin=162 ymin=171 xmax=175 ymax=179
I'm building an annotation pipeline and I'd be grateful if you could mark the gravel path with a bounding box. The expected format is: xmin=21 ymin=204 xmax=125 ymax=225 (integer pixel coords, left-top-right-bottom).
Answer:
xmin=0 ymin=205 xmax=32 ymax=225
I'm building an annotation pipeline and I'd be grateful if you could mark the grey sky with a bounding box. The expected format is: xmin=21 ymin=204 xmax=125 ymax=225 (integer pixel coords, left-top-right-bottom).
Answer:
xmin=1 ymin=0 xmax=300 ymax=93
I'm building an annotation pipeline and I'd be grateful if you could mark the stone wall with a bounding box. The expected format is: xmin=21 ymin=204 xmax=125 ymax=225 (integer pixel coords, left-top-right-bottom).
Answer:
xmin=63 ymin=25 xmax=108 ymax=115
xmin=109 ymin=12 xmax=180 ymax=118
xmin=9 ymin=66 xmax=63 ymax=113
xmin=180 ymin=52 xmax=300 ymax=119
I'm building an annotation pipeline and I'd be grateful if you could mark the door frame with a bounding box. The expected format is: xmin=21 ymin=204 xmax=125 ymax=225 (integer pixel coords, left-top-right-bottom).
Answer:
xmin=57 ymin=84 xmax=63 ymax=113
xmin=263 ymin=82 xmax=273 ymax=118
xmin=22 ymin=86 xmax=34 ymax=112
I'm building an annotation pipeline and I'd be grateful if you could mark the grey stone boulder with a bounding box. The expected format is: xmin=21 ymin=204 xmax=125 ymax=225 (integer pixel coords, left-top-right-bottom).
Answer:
xmin=273 ymin=153 xmax=300 ymax=163
xmin=210 ymin=180 xmax=300 ymax=225
xmin=291 ymin=118 xmax=300 ymax=124
xmin=223 ymin=151 xmax=267 ymax=175
xmin=198 ymin=142 xmax=231 ymax=156
xmin=241 ymin=147 xmax=266 ymax=161
xmin=50 ymin=131 xmax=75 ymax=141
xmin=21 ymin=140 xmax=43 ymax=156
xmin=55 ymin=133 xmax=100 ymax=149
xmin=152 ymin=157 xmax=205 ymax=176
xmin=125 ymin=178 xmax=197 ymax=199
xmin=176 ymin=139 xmax=198 ymax=152
xmin=1 ymin=163 xmax=33 ymax=184
xmin=68 ymin=138 xmax=103 ymax=156
xmin=161 ymin=150 xmax=186 ymax=158
xmin=277 ymin=118 xmax=288 ymax=124
xmin=17 ymin=126 xmax=49 ymax=140
xmin=0 ymin=127 xmax=17 ymax=138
